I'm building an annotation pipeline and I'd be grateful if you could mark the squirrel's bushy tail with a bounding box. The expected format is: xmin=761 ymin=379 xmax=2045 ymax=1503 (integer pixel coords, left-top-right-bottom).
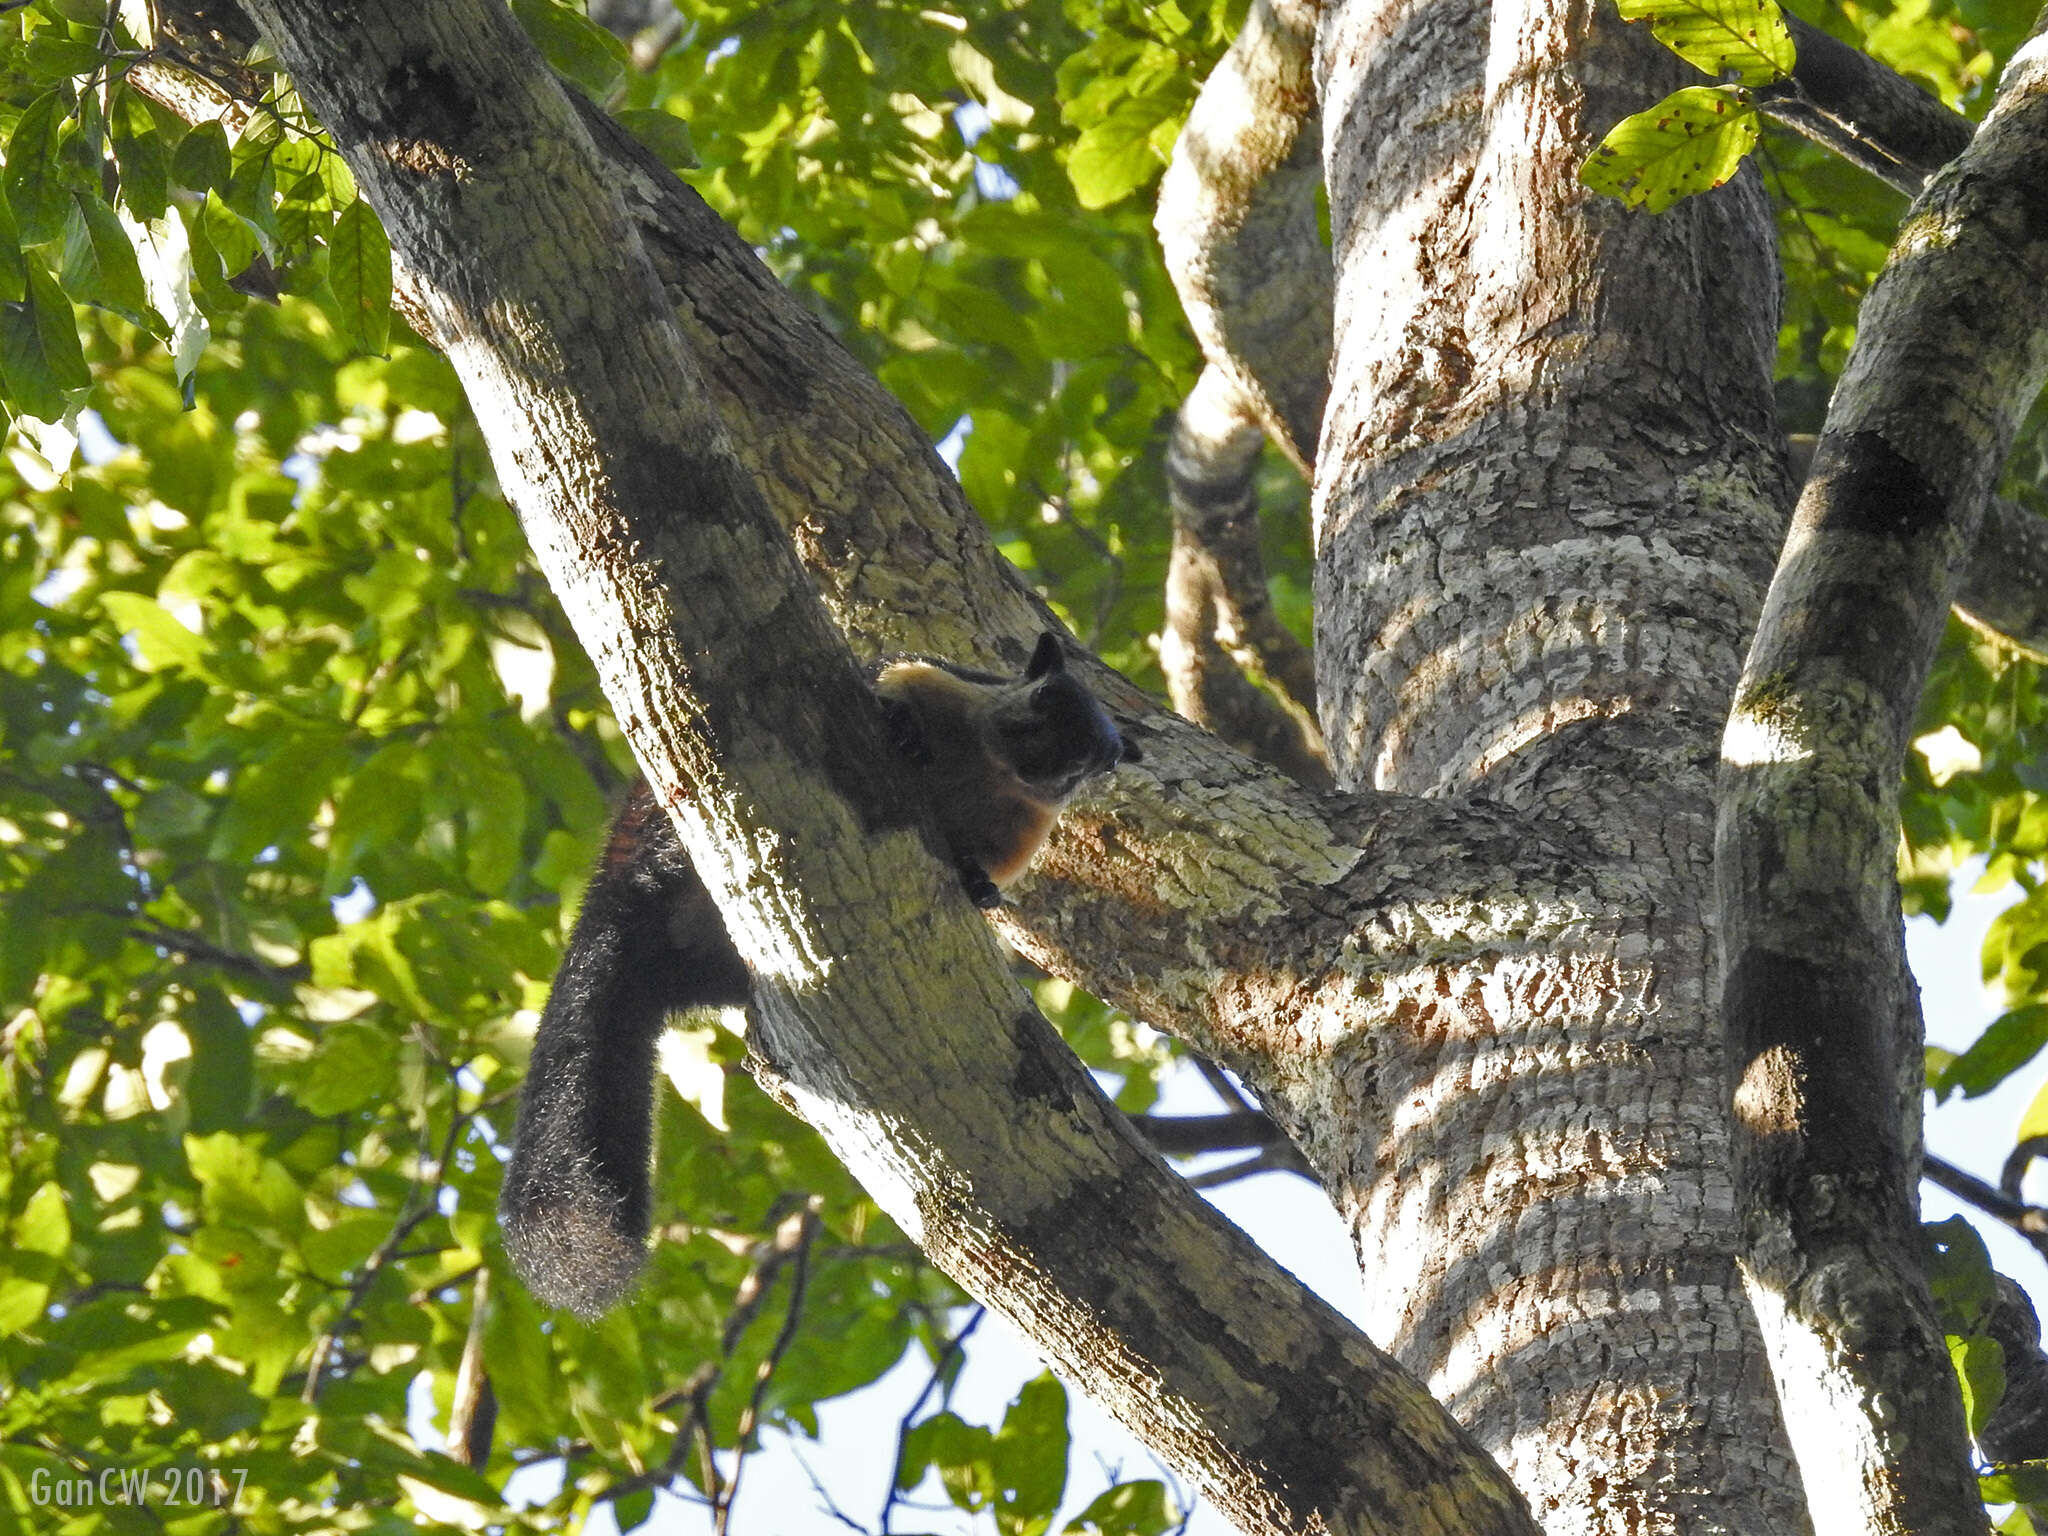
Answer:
xmin=498 ymin=787 xmax=748 ymax=1316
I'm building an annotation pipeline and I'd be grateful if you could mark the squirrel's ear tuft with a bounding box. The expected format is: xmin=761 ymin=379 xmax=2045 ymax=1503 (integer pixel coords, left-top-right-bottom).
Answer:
xmin=1026 ymin=632 xmax=1064 ymax=680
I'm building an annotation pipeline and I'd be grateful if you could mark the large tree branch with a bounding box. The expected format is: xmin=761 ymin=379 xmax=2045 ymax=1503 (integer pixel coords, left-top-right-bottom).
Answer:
xmin=1758 ymin=15 xmax=1977 ymax=194
xmin=234 ymin=3 xmax=1544 ymax=1530
xmin=1162 ymin=365 xmax=1333 ymax=786
xmin=1762 ymin=29 xmax=2048 ymax=660
xmin=134 ymin=5 xmax=1637 ymax=1141
xmin=1956 ymin=493 xmax=2048 ymax=655
xmin=1791 ymin=433 xmax=2048 ymax=655
xmin=1716 ymin=12 xmax=2048 ymax=1528
xmin=1152 ymin=0 xmax=1334 ymax=761
xmin=1154 ymin=0 xmax=1328 ymax=474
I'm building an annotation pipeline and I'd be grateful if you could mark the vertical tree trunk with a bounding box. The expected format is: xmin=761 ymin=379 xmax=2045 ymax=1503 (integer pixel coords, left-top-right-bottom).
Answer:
xmin=1313 ymin=0 xmax=1806 ymax=1526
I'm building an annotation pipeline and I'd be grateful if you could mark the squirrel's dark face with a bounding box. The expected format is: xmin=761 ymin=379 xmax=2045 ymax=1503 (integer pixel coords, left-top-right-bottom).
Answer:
xmin=992 ymin=636 xmax=1140 ymax=799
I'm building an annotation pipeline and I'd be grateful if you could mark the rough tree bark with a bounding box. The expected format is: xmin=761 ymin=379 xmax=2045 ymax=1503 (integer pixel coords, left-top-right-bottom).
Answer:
xmin=1719 ymin=16 xmax=2048 ymax=1529
xmin=146 ymin=0 xmax=2048 ymax=1531
xmin=1155 ymin=0 xmax=1330 ymax=782
xmin=230 ymin=2 xmax=1539 ymax=1533
xmin=1310 ymin=0 xmax=1811 ymax=1526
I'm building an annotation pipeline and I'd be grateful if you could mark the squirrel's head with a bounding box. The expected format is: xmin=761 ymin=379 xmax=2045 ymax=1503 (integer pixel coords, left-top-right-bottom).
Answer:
xmin=995 ymin=633 xmax=1141 ymax=799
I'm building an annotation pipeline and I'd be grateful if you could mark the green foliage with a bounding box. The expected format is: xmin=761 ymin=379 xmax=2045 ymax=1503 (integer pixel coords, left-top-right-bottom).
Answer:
xmin=0 ymin=0 xmax=1233 ymax=1528
xmin=1581 ymin=0 xmax=1784 ymax=210
xmin=0 ymin=0 xmax=2041 ymax=1527
xmin=1925 ymin=1216 xmax=2007 ymax=1449
xmin=1064 ymin=1478 xmax=1177 ymax=1535
xmin=1579 ymin=84 xmax=1760 ymax=212
xmin=1587 ymin=0 xmax=2036 ymax=221
xmin=511 ymin=0 xmax=630 ymax=99
xmin=626 ymin=0 xmax=1242 ymax=682
xmin=897 ymin=1374 xmax=1072 ymax=1534
xmin=1987 ymin=1472 xmax=2048 ymax=1533
xmin=1615 ymin=0 xmax=1793 ymax=84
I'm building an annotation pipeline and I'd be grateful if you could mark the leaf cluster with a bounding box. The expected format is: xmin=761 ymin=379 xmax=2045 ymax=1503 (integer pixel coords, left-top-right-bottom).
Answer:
xmin=0 ymin=0 xmax=1249 ymax=1527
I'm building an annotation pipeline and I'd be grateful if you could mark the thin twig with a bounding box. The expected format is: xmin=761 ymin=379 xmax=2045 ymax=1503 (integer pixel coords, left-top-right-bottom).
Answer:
xmin=1192 ymin=1056 xmax=1251 ymax=1114
xmin=1186 ymin=1144 xmax=1311 ymax=1189
xmin=301 ymin=1083 xmax=473 ymax=1401
xmin=880 ymin=1307 xmax=984 ymax=1534
xmin=130 ymin=915 xmax=311 ymax=985
xmin=717 ymin=1199 xmax=824 ymax=1536
xmin=1924 ymin=1152 xmax=2048 ymax=1263
xmin=2000 ymin=1135 xmax=2048 ymax=1201
xmin=788 ymin=1441 xmax=871 ymax=1533
xmin=1129 ymin=1110 xmax=1287 ymax=1155
xmin=602 ymin=1196 xmax=827 ymax=1516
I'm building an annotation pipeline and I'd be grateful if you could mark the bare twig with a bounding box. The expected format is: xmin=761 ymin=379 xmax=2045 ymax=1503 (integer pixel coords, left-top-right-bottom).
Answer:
xmin=302 ymin=1084 xmax=473 ymax=1401
xmin=717 ymin=1200 xmax=823 ymax=1535
xmin=602 ymin=1197 xmax=827 ymax=1523
xmin=1192 ymin=1057 xmax=1252 ymax=1114
xmin=789 ymin=1441 xmax=872 ymax=1533
xmin=2002 ymin=1135 xmax=2048 ymax=1199
xmin=1129 ymin=1110 xmax=1289 ymax=1155
xmin=881 ymin=1307 xmax=985 ymax=1534
xmin=1187 ymin=1145 xmax=1311 ymax=1189
xmin=131 ymin=915 xmax=311 ymax=986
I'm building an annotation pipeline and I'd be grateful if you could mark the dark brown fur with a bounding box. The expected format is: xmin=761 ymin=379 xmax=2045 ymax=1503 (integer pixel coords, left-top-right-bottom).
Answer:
xmin=499 ymin=634 xmax=1139 ymax=1314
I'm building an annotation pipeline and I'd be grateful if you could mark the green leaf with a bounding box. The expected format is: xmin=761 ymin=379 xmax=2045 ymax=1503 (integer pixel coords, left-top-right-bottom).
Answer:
xmin=1 ymin=257 xmax=90 ymax=422
xmin=5 ymin=91 xmax=73 ymax=245
xmin=15 ymin=1181 xmax=71 ymax=1258
xmin=994 ymin=1374 xmax=1069 ymax=1527
xmin=1923 ymin=1216 xmax=1998 ymax=1331
xmin=61 ymin=192 xmax=150 ymax=322
xmin=0 ymin=194 xmax=24 ymax=304
xmin=97 ymin=591 xmax=212 ymax=675
xmin=25 ymin=32 xmax=103 ymax=77
xmin=171 ymin=120 xmax=231 ymax=195
xmin=201 ymin=190 xmax=261 ymax=282
xmin=1616 ymin=0 xmax=1794 ymax=83
xmin=950 ymin=40 xmax=1036 ymax=127
xmin=225 ymin=129 xmax=281 ymax=248
xmin=0 ymin=1276 xmax=51 ymax=1337
xmin=184 ymin=1132 xmax=306 ymax=1237
xmin=1064 ymin=1480 xmax=1173 ymax=1536
xmin=1983 ymin=1463 xmax=2048 ymax=1506
xmin=299 ymin=1213 xmax=392 ymax=1279
xmin=329 ymin=199 xmax=392 ymax=355
xmin=1067 ymin=101 xmax=1174 ymax=210
xmin=2018 ymin=1073 xmax=2048 ymax=1143
xmin=1950 ymin=1332 xmax=2006 ymax=1438
xmin=184 ymin=987 xmax=257 ymax=1133
xmin=299 ymin=1019 xmax=399 ymax=1116
xmin=278 ymin=170 xmax=332 ymax=254
xmin=110 ymin=92 xmax=170 ymax=220
xmin=899 ymin=1409 xmax=991 ymax=1497
xmin=511 ymin=0 xmax=629 ymax=98
xmin=614 ymin=109 xmax=699 ymax=171
xmin=1937 ymin=1002 xmax=2048 ymax=1099
xmin=614 ymin=1486 xmax=656 ymax=1531
xmin=1579 ymin=85 xmax=1759 ymax=213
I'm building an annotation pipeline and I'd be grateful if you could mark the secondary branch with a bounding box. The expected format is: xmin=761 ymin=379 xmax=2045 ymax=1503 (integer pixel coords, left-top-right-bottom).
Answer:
xmin=1716 ymin=13 xmax=2048 ymax=1529
xmin=235 ymin=3 xmax=1541 ymax=1529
